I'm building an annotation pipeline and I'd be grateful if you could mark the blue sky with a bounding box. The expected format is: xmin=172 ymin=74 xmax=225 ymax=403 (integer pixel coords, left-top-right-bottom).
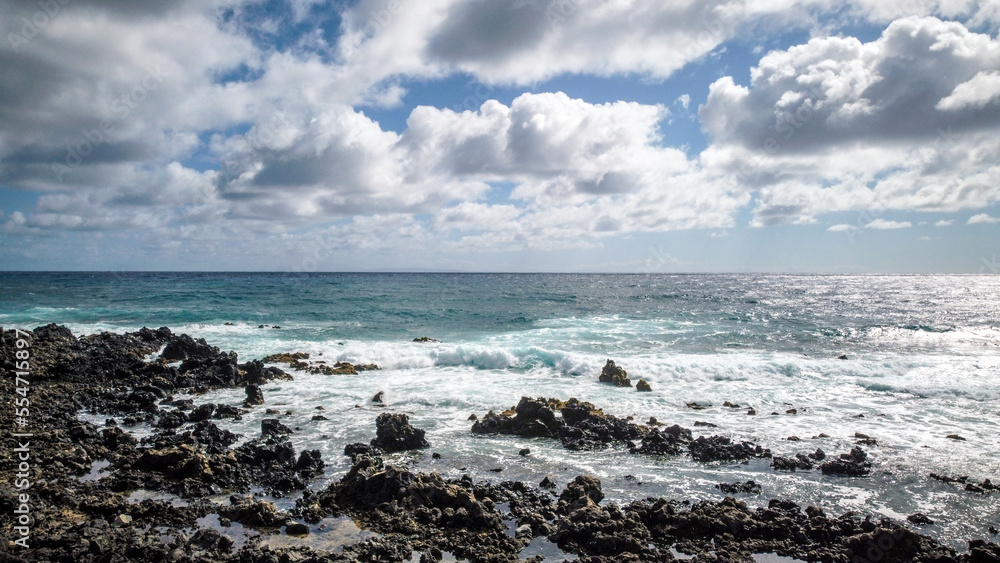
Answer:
xmin=1 ymin=0 xmax=999 ymax=272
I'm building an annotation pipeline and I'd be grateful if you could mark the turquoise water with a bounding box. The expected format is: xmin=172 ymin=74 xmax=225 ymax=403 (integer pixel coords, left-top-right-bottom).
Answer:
xmin=2 ymin=273 xmax=999 ymax=549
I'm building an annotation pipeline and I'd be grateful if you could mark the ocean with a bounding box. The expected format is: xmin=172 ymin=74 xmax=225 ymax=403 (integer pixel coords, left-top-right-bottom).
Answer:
xmin=2 ymin=272 xmax=999 ymax=549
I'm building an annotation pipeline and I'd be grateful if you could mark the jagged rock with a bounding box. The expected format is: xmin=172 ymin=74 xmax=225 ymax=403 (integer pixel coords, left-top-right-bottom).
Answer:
xmin=188 ymin=527 xmax=233 ymax=552
xmin=371 ymin=413 xmax=429 ymax=452
xmin=471 ymin=397 xmax=564 ymax=439
xmin=295 ymin=449 xmax=324 ymax=478
xmin=558 ymin=475 xmax=604 ymax=512
xmin=598 ymin=359 xmax=631 ymax=387
xmin=716 ymin=480 xmax=762 ymax=495
xmin=100 ymin=427 xmax=137 ymax=452
xmin=220 ymin=495 xmax=287 ymax=528
xmin=344 ymin=442 xmax=378 ymax=461
xmin=161 ymin=334 xmax=220 ymax=362
xmin=188 ymin=402 xmax=216 ymax=422
xmin=688 ymin=435 xmax=771 ymax=463
xmin=413 ymin=337 xmax=439 ymax=342
xmin=820 ymin=446 xmax=871 ymax=476
xmin=630 ymin=424 xmax=692 ymax=456
xmin=261 ymin=352 xmax=309 ymax=363
xmin=240 ymin=359 xmax=291 ymax=384
xmin=540 ymin=476 xmax=557 ymax=489
xmin=372 ymin=391 xmax=384 ymax=403
xmin=908 ymin=513 xmax=935 ymax=525
xmin=772 ymin=454 xmax=815 ymax=471
xmin=261 ymin=418 xmax=292 ymax=437
xmin=244 ymin=383 xmax=264 ymax=406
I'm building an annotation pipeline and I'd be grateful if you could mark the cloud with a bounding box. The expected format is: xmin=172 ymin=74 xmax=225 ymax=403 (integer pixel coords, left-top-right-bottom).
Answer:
xmin=828 ymin=224 xmax=853 ymax=232
xmin=935 ymin=219 xmax=953 ymax=226
xmin=937 ymin=71 xmax=1000 ymax=111
xmin=334 ymin=0 xmax=1000 ymax=95
xmin=338 ymin=0 xmax=751 ymax=86
xmin=3 ymin=1 xmax=1000 ymax=268
xmin=968 ymin=213 xmax=1000 ymax=224
xmin=700 ymin=17 xmax=1000 ymax=226
xmin=865 ymin=219 xmax=912 ymax=229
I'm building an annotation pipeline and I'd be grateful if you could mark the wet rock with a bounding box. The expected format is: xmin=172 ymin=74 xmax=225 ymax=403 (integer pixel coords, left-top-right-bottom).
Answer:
xmin=540 ymin=476 xmax=557 ymax=489
xmin=372 ymin=390 xmax=385 ymax=403
xmin=820 ymin=446 xmax=871 ymax=476
xmin=221 ymin=495 xmax=288 ymax=528
xmin=413 ymin=337 xmax=439 ymax=343
xmin=244 ymin=383 xmax=265 ymax=406
xmin=284 ymin=520 xmax=309 ymax=535
xmin=843 ymin=526 xmax=955 ymax=562
xmin=558 ymin=475 xmax=604 ymax=512
xmin=295 ymin=449 xmax=324 ymax=478
xmin=560 ymin=405 xmax=644 ymax=450
xmin=519 ymin=448 xmax=530 ymax=456
xmin=188 ymin=527 xmax=234 ymax=553
xmin=100 ymin=427 xmax=137 ymax=452
xmin=968 ymin=541 xmax=1000 ymax=561
xmin=160 ymin=334 xmax=219 ymax=362
xmin=636 ymin=379 xmax=652 ymax=392
xmin=688 ymin=435 xmax=771 ymax=463
xmin=598 ymin=359 xmax=631 ymax=387
xmin=261 ymin=352 xmax=309 ymax=364
xmin=188 ymin=402 xmax=216 ymax=422
xmin=155 ymin=409 xmax=188 ymax=429
xmin=131 ymin=443 xmax=215 ymax=483
xmin=371 ymin=413 xmax=430 ymax=452
xmin=772 ymin=453 xmax=815 ymax=471
xmin=908 ymin=513 xmax=935 ymax=525
xmin=211 ymin=404 xmax=242 ymax=420
xmin=959 ymin=478 xmax=1000 ymax=494
xmin=551 ymin=499 xmax=651 ymax=557
xmin=189 ymin=420 xmax=240 ymax=454
xmin=630 ymin=424 xmax=692 ymax=456
xmin=344 ymin=442 xmax=378 ymax=460
xmin=261 ymin=418 xmax=292 ymax=437
xmin=240 ymin=359 xmax=292 ymax=384
xmin=694 ymin=421 xmax=718 ymax=428
xmin=947 ymin=434 xmax=967 ymax=441
xmin=716 ymin=480 xmax=762 ymax=495
xmin=471 ymin=396 xmax=563 ymax=438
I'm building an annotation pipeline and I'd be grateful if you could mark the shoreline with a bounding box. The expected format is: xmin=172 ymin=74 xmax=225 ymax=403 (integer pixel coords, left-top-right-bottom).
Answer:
xmin=1 ymin=324 xmax=998 ymax=562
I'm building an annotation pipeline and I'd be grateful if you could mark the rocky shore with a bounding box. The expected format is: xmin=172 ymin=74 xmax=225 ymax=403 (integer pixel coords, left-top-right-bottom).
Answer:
xmin=1 ymin=325 xmax=999 ymax=562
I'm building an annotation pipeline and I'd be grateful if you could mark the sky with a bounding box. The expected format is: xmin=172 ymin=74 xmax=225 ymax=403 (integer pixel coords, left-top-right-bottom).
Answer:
xmin=1 ymin=0 xmax=999 ymax=273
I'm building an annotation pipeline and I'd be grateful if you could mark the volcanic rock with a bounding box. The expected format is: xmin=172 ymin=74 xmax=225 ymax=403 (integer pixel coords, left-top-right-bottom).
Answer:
xmin=598 ymin=359 xmax=631 ymax=387
xmin=371 ymin=413 xmax=429 ymax=452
